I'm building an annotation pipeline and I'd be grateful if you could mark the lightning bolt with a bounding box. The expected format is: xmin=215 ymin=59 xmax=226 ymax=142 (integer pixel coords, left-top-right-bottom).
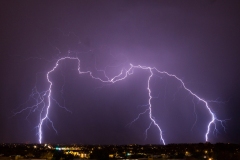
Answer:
xmin=17 ymin=56 xmax=225 ymax=144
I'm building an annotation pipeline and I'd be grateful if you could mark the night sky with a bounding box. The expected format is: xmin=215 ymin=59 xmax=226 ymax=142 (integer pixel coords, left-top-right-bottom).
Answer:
xmin=0 ymin=0 xmax=240 ymax=145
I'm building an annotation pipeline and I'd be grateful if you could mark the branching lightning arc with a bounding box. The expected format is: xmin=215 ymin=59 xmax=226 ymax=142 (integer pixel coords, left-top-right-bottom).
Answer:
xmin=18 ymin=56 xmax=225 ymax=144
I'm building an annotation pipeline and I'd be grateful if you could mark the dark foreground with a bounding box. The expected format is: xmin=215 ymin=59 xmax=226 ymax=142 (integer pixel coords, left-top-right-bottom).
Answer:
xmin=0 ymin=143 xmax=239 ymax=160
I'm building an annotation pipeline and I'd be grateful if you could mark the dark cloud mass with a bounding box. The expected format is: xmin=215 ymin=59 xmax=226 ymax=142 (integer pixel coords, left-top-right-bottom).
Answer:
xmin=0 ymin=0 xmax=240 ymax=144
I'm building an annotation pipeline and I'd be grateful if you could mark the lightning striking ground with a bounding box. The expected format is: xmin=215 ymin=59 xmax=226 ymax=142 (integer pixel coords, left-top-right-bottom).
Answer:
xmin=18 ymin=56 xmax=224 ymax=144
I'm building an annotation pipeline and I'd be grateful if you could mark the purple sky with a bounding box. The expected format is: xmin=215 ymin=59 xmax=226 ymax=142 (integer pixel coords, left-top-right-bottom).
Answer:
xmin=0 ymin=0 xmax=240 ymax=144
